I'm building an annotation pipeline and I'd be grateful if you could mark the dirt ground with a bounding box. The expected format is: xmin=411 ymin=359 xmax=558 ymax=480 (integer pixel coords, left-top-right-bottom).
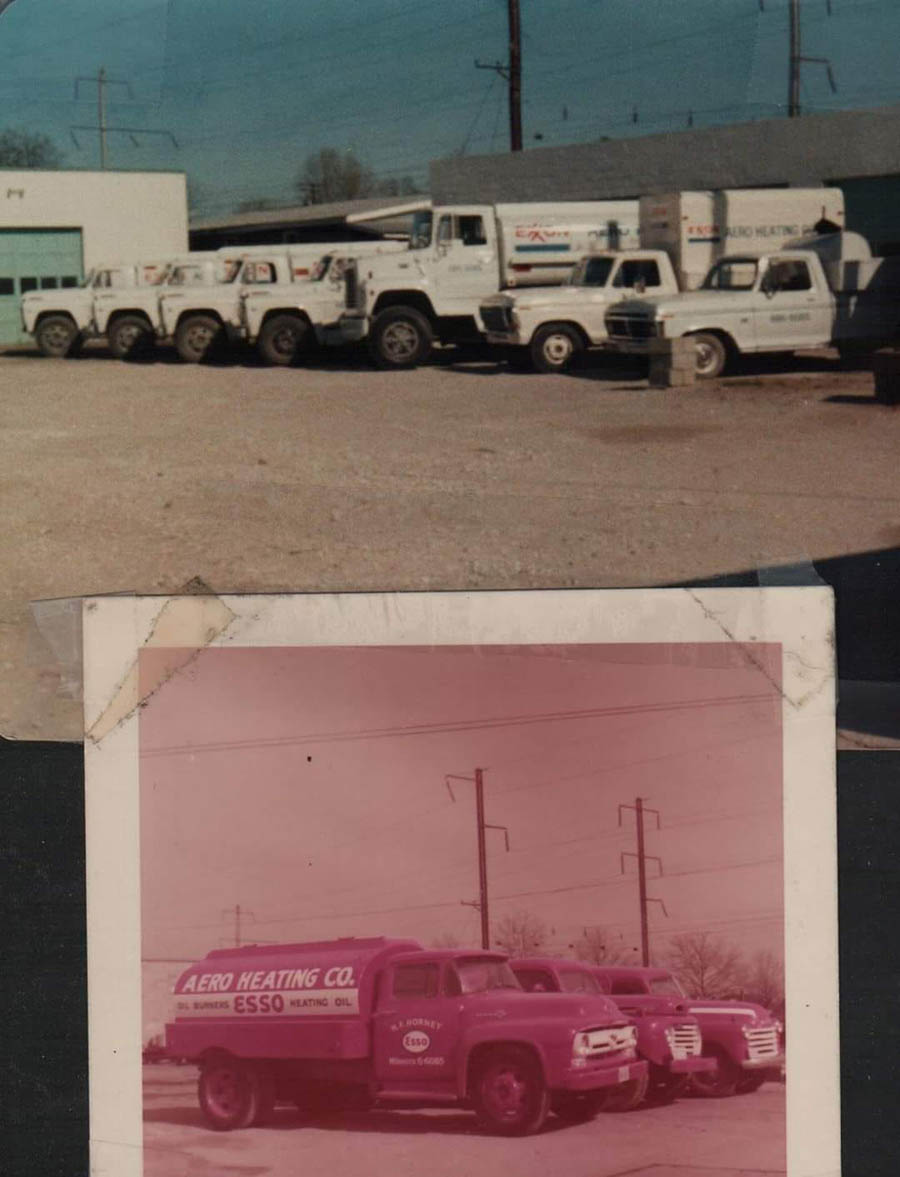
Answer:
xmin=2 ymin=343 xmax=898 ymax=741
xmin=142 ymin=1064 xmax=786 ymax=1177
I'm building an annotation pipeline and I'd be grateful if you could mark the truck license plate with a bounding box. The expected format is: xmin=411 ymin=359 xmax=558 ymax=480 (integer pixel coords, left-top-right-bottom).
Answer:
xmin=618 ymin=1066 xmax=630 ymax=1083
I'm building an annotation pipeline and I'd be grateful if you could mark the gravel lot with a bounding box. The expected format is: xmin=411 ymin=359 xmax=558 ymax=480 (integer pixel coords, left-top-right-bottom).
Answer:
xmin=142 ymin=1064 xmax=786 ymax=1177
xmin=3 ymin=343 xmax=898 ymax=740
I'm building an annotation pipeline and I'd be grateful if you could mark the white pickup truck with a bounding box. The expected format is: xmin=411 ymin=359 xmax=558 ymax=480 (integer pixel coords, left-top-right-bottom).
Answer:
xmin=479 ymin=188 xmax=847 ymax=372
xmin=22 ymin=260 xmax=172 ymax=357
xmin=480 ymin=251 xmax=680 ymax=371
xmin=603 ymin=231 xmax=900 ymax=378
xmin=161 ymin=242 xmax=404 ymax=363
xmin=339 ymin=200 xmax=640 ymax=368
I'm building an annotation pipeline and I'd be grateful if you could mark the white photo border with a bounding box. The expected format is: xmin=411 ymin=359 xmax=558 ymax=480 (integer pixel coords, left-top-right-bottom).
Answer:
xmin=83 ymin=587 xmax=838 ymax=1177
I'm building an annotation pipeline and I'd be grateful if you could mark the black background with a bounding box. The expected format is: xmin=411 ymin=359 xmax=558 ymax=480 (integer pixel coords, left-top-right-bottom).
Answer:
xmin=2 ymin=738 xmax=898 ymax=1175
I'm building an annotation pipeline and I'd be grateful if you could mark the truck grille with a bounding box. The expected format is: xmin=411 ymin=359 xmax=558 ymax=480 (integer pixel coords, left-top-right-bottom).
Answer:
xmin=480 ymin=304 xmax=512 ymax=333
xmin=581 ymin=1023 xmax=637 ymax=1058
xmin=745 ymin=1026 xmax=780 ymax=1063
xmin=669 ymin=1023 xmax=702 ymax=1060
xmin=343 ymin=264 xmax=359 ymax=310
xmin=606 ymin=315 xmax=656 ymax=340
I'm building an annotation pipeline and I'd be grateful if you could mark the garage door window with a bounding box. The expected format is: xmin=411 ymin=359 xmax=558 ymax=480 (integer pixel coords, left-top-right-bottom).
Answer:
xmin=0 ymin=278 xmax=13 ymax=295
xmin=19 ymin=277 xmax=37 ymax=293
xmin=40 ymin=276 xmax=58 ymax=289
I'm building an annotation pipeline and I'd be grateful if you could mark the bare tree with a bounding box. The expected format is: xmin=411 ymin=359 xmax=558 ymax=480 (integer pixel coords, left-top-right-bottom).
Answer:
xmin=430 ymin=930 xmax=462 ymax=949
xmin=573 ymin=925 xmax=631 ymax=965
xmin=492 ymin=910 xmax=549 ymax=957
xmin=0 ymin=128 xmax=63 ymax=168
xmin=296 ymin=148 xmax=378 ymax=204
xmin=666 ymin=932 xmax=744 ymax=998
xmin=741 ymin=949 xmax=784 ymax=1010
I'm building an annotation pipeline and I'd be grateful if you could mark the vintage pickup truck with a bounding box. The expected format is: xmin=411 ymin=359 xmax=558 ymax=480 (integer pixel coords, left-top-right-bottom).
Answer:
xmin=511 ymin=956 xmax=712 ymax=1104
xmin=166 ymin=936 xmax=647 ymax=1134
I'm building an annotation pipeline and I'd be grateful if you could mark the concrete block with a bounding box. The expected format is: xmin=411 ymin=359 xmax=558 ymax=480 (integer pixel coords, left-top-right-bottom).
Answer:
xmin=648 ymin=337 xmax=697 ymax=387
xmin=872 ymin=347 xmax=900 ymax=404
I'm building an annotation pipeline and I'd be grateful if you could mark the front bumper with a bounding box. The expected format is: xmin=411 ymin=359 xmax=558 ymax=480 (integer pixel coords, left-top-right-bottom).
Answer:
xmin=741 ymin=1051 xmax=785 ymax=1073
xmin=558 ymin=1058 xmax=648 ymax=1093
xmin=670 ymin=1056 xmax=716 ymax=1075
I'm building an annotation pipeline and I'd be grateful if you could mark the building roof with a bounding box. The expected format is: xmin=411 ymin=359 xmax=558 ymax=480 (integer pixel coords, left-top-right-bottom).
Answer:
xmin=190 ymin=194 xmax=428 ymax=235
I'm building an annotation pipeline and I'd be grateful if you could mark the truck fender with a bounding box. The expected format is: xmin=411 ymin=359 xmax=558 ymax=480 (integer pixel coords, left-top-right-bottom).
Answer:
xmin=630 ymin=1018 xmax=670 ymax=1067
xmin=371 ymin=289 xmax=436 ymax=324
xmin=106 ymin=307 xmax=154 ymax=331
xmin=458 ymin=1033 xmax=548 ymax=1099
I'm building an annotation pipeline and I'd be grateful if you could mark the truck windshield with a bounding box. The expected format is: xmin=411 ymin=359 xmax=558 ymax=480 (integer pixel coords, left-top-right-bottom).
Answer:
xmin=648 ymin=974 xmax=686 ymax=997
xmin=701 ymin=258 xmax=758 ymax=291
xmin=569 ymin=257 xmax=615 ymax=287
xmin=409 ymin=211 xmax=433 ymax=250
xmin=455 ymin=959 xmax=521 ymax=994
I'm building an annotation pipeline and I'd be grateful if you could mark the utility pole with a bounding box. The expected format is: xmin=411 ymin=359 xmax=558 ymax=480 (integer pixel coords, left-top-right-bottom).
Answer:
xmin=72 ymin=69 xmax=179 ymax=167
xmin=446 ymin=770 xmax=509 ymax=949
xmin=222 ymin=903 xmax=254 ymax=948
xmin=619 ymin=797 xmax=666 ymax=966
xmin=788 ymin=0 xmax=800 ymax=117
xmin=474 ymin=0 xmax=523 ymax=152
xmin=97 ymin=67 xmax=108 ymax=170
xmin=507 ymin=0 xmax=522 ymax=152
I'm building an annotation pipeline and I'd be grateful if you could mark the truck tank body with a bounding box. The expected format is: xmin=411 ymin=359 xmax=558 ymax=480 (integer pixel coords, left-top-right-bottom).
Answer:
xmin=495 ymin=201 xmax=640 ymax=287
xmin=166 ymin=936 xmax=421 ymax=1061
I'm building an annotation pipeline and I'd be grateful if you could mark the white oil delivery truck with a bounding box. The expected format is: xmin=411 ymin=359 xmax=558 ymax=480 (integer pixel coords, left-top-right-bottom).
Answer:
xmin=336 ymin=199 xmax=640 ymax=368
xmin=480 ymin=188 xmax=845 ymax=372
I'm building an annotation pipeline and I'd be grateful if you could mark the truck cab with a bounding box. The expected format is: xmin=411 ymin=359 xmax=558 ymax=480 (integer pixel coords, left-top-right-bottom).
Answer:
xmin=22 ymin=261 xmax=168 ymax=357
xmin=511 ymin=956 xmax=710 ymax=1104
xmin=166 ymin=936 xmax=647 ymax=1135
xmin=592 ymin=965 xmax=784 ymax=1097
xmin=480 ymin=250 xmax=680 ymax=372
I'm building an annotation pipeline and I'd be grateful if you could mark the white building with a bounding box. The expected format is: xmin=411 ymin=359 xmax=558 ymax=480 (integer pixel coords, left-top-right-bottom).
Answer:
xmin=0 ymin=169 xmax=188 ymax=346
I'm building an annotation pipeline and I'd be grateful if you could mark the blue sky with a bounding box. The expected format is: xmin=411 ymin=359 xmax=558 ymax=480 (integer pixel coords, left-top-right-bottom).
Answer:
xmin=1 ymin=0 xmax=899 ymax=215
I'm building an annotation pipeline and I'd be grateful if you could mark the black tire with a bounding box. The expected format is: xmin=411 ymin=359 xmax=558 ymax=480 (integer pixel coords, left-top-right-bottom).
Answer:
xmin=198 ymin=1056 xmax=263 ymax=1131
xmin=688 ymin=1050 xmax=740 ymax=1098
xmin=735 ymin=1074 xmax=766 ymax=1095
xmin=687 ymin=331 xmax=728 ymax=379
xmin=35 ymin=315 xmax=80 ymax=358
xmin=368 ymin=306 xmax=433 ymax=369
xmin=529 ymin=323 xmax=584 ymax=373
xmin=647 ymin=1071 xmax=688 ymax=1105
xmin=175 ymin=314 xmax=224 ymax=364
xmin=599 ymin=1070 xmax=650 ymax=1112
xmin=108 ymin=315 xmax=154 ymax=361
xmin=258 ymin=314 xmax=311 ymax=366
xmin=553 ymin=1092 xmax=604 ymax=1123
xmin=473 ymin=1047 xmax=550 ymax=1136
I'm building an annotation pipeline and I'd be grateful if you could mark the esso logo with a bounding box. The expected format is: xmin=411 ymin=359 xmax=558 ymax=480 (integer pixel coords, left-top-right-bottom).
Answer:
xmin=402 ymin=1031 xmax=430 ymax=1054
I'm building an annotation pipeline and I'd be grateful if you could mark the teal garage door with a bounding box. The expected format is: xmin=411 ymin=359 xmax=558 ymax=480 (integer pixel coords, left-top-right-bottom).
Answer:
xmin=0 ymin=229 xmax=84 ymax=346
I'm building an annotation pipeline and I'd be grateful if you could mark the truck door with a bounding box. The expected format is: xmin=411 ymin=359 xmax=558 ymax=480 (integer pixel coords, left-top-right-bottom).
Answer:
xmin=756 ymin=257 xmax=832 ymax=349
xmin=430 ymin=211 xmax=497 ymax=311
xmin=372 ymin=960 xmax=461 ymax=1088
xmin=581 ymin=256 xmax=665 ymax=341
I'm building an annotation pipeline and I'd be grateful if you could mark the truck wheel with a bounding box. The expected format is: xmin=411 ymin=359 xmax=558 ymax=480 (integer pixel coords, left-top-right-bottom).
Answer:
xmin=473 ymin=1047 xmax=550 ymax=1136
xmin=175 ymin=315 xmax=224 ymax=364
xmin=599 ymin=1070 xmax=649 ymax=1112
xmin=369 ymin=307 xmax=433 ymax=369
xmin=687 ymin=332 xmax=728 ymax=379
xmin=198 ymin=1056 xmax=263 ymax=1131
xmin=689 ymin=1050 xmax=740 ymax=1098
xmin=530 ymin=323 xmax=583 ymax=373
xmin=553 ymin=1092 xmax=604 ymax=1123
xmin=35 ymin=315 xmax=80 ymax=358
xmin=647 ymin=1071 xmax=687 ymax=1105
xmin=735 ymin=1074 xmax=766 ymax=1095
xmin=108 ymin=315 xmax=154 ymax=361
xmin=258 ymin=315 xmax=310 ymax=366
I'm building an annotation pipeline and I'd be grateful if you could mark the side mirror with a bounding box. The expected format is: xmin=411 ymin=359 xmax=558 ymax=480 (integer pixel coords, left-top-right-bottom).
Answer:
xmin=760 ymin=272 xmax=777 ymax=298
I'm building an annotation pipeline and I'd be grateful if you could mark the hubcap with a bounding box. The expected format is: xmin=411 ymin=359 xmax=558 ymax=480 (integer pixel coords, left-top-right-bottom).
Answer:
xmin=543 ymin=333 xmax=573 ymax=365
xmin=118 ymin=325 xmax=141 ymax=349
xmin=206 ymin=1066 xmax=243 ymax=1117
xmin=44 ymin=324 xmax=71 ymax=350
xmin=484 ymin=1065 xmax=528 ymax=1120
xmin=273 ymin=328 xmax=298 ymax=356
xmin=382 ymin=321 xmax=419 ymax=362
xmin=694 ymin=341 xmax=717 ymax=375
xmin=187 ymin=324 xmax=214 ymax=353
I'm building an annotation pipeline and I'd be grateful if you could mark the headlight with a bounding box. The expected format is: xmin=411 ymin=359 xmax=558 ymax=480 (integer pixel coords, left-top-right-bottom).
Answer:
xmin=572 ymin=1032 xmax=592 ymax=1058
xmin=740 ymin=1023 xmax=756 ymax=1039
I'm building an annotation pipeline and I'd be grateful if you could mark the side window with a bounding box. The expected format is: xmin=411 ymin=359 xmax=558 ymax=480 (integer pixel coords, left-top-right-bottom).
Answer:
xmin=94 ymin=271 xmax=110 ymax=289
xmin=244 ymin=261 xmax=276 ymax=284
xmin=0 ymin=278 xmax=14 ymax=295
xmin=559 ymin=969 xmax=600 ymax=994
xmin=19 ymin=276 xmax=38 ymax=293
xmin=767 ymin=260 xmax=811 ymax=292
xmin=458 ymin=215 xmax=487 ymax=246
xmin=610 ymin=978 xmax=644 ymax=995
xmin=614 ymin=260 xmax=661 ymax=288
xmin=437 ymin=216 xmax=453 ymax=246
xmin=443 ymin=965 xmax=462 ymax=997
xmin=392 ymin=963 xmax=440 ymax=999
xmin=514 ymin=968 xmax=557 ymax=993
